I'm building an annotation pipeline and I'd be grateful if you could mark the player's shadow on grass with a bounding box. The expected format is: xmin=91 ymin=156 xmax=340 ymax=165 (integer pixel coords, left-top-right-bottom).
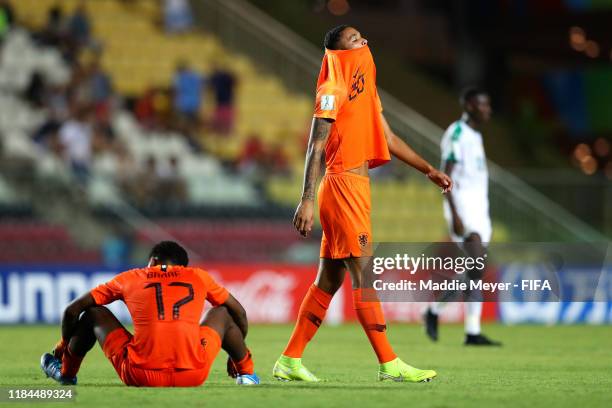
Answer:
xmin=205 ymin=383 xmax=415 ymax=390
xmin=74 ymin=381 xmax=434 ymax=389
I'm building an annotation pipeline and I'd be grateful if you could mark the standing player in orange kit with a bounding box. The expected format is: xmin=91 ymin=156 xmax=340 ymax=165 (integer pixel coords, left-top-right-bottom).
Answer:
xmin=273 ymin=25 xmax=452 ymax=383
xmin=40 ymin=241 xmax=259 ymax=386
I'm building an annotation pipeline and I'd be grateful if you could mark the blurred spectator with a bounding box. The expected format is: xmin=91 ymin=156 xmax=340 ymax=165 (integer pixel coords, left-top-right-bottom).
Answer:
xmin=39 ymin=6 xmax=67 ymax=48
xmin=153 ymin=88 xmax=174 ymax=128
xmin=0 ymin=0 xmax=15 ymax=40
xmin=68 ymin=1 xmax=91 ymax=47
xmin=134 ymin=87 xmax=174 ymax=130
xmin=114 ymin=144 xmax=138 ymax=193
xmin=37 ymin=130 xmax=72 ymax=182
xmin=130 ymin=156 xmax=161 ymax=207
xmin=47 ymin=84 xmax=70 ymax=121
xmin=239 ymin=134 xmax=266 ymax=168
xmin=268 ymin=143 xmax=291 ymax=177
xmin=47 ymin=131 xmax=65 ymax=163
xmin=32 ymin=83 xmax=69 ymax=145
xmin=237 ymin=134 xmax=268 ymax=182
xmin=87 ymin=59 xmax=113 ymax=104
xmin=135 ymin=88 xmax=157 ymax=128
xmin=156 ymin=156 xmax=187 ymax=206
xmin=238 ymin=135 xmax=291 ymax=178
xmin=36 ymin=6 xmax=77 ymax=61
xmin=173 ymin=62 xmax=204 ymax=126
xmin=210 ymin=63 xmax=237 ymax=134
xmin=59 ymin=105 xmax=94 ymax=183
xmin=91 ymin=124 xmax=114 ymax=156
xmin=86 ymin=56 xmax=114 ymax=122
xmin=24 ymin=72 xmax=47 ymax=108
xmin=164 ymin=0 xmax=193 ymax=34
xmin=90 ymin=125 xmax=119 ymax=183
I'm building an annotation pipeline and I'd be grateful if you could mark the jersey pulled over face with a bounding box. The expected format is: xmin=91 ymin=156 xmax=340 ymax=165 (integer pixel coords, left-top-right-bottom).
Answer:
xmin=313 ymin=45 xmax=390 ymax=173
xmin=90 ymin=265 xmax=228 ymax=370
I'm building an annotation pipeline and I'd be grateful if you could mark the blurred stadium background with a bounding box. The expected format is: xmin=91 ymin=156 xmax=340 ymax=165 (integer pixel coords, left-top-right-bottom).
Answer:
xmin=0 ymin=0 xmax=610 ymax=326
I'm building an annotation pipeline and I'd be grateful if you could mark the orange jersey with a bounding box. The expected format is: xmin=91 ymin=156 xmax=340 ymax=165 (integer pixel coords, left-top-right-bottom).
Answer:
xmin=90 ymin=265 xmax=229 ymax=370
xmin=313 ymin=45 xmax=390 ymax=173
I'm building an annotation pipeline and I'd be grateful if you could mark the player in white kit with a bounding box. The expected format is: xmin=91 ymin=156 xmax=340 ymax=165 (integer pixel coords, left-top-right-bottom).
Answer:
xmin=424 ymin=88 xmax=501 ymax=346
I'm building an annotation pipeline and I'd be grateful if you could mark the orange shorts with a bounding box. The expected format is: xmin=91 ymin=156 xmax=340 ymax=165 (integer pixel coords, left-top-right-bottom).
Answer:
xmin=318 ymin=172 xmax=372 ymax=259
xmin=102 ymin=326 xmax=222 ymax=387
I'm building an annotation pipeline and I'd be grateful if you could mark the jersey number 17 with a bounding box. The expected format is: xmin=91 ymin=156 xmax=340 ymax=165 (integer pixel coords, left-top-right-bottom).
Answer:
xmin=145 ymin=282 xmax=194 ymax=320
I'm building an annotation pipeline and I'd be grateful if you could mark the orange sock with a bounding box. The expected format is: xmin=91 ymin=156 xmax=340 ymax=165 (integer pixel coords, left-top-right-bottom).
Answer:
xmin=234 ymin=349 xmax=254 ymax=375
xmin=353 ymin=288 xmax=397 ymax=364
xmin=61 ymin=346 xmax=84 ymax=378
xmin=283 ymin=284 xmax=333 ymax=358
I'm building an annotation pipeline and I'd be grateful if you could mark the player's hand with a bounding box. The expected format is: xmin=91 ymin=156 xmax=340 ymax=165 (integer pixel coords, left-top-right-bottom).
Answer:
xmin=53 ymin=339 xmax=67 ymax=360
xmin=293 ymin=199 xmax=314 ymax=237
xmin=226 ymin=356 xmax=239 ymax=378
xmin=426 ymin=170 xmax=453 ymax=193
xmin=452 ymin=214 xmax=465 ymax=237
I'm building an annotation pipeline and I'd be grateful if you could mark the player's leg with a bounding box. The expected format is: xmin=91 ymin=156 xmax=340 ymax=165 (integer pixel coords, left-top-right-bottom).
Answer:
xmin=41 ymin=306 xmax=127 ymax=384
xmin=425 ymin=203 xmax=467 ymax=340
xmin=273 ymin=258 xmax=345 ymax=381
xmin=201 ymin=306 xmax=259 ymax=384
xmin=201 ymin=306 xmax=247 ymax=362
xmin=424 ymin=303 xmax=440 ymax=341
xmin=345 ymin=256 xmax=437 ymax=382
xmin=463 ymin=233 xmax=501 ymax=346
xmin=463 ymin=232 xmax=485 ymax=336
xmin=345 ymin=256 xmax=396 ymax=363
xmin=282 ymin=258 xmax=345 ymax=358
xmin=425 ymin=232 xmax=479 ymax=342
xmin=425 ymin=250 xmax=468 ymax=341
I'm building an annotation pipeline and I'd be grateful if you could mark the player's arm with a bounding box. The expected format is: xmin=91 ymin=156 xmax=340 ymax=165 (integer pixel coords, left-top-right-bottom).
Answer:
xmin=293 ymin=117 xmax=333 ymax=237
xmin=381 ymin=113 xmax=452 ymax=193
xmin=443 ymin=161 xmax=464 ymax=236
xmin=61 ymin=293 xmax=96 ymax=341
xmin=221 ymin=294 xmax=249 ymax=338
xmin=52 ymin=292 xmax=98 ymax=358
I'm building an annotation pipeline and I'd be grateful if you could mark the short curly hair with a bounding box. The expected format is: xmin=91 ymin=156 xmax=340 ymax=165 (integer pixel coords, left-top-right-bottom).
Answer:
xmin=460 ymin=87 xmax=487 ymax=106
xmin=149 ymin=241 xmax=189 ymax=266
xmin=324 ymin=25 xmax=349 ymax=50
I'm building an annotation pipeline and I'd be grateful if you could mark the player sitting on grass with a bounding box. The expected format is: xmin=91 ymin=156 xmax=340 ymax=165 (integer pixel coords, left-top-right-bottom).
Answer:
xmin=40 ymin=241 xmax=259 ymax=386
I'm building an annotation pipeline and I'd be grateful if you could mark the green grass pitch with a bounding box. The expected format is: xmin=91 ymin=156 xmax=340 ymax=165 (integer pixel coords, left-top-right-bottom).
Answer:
xmin=1 ymin=324 xmax=611 ymax=408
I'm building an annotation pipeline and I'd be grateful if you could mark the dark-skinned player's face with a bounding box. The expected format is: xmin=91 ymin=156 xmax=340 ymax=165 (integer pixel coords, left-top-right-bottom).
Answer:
xmin=467 ymin=94 xmax=492 ymax=124
xmin=336 ymin=27 xmax=368 ymax=50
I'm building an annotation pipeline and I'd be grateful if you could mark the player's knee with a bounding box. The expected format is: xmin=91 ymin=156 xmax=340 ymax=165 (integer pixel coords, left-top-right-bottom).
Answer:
xmin=465 ymin=233 xmax=485 ymax=257
xmin=468 ymin=269 xmax=485 ymax=281
xmin=315 ymin=260 xmax=345 ymax=294
xmin=465 ymin=233 xmax=482 ymax=244
xmin=206 ymin=306 xmax=233 ymax=327
xmin=81 ymin=306 xmax=110 ymax=325
xmin=315 ymin=279 xmax=342 ymax=295
xmin=349 ymin=272 xmax=364 ymax=289
xmin=80 ymin=306 xmax=96 ymax=323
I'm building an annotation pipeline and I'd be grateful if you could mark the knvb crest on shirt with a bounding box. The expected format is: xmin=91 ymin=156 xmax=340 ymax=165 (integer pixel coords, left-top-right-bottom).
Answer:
xmin=358 ymin=232 xmax=369 ymax=249
xmin=349 ymin=67 xmax=365 ymax=101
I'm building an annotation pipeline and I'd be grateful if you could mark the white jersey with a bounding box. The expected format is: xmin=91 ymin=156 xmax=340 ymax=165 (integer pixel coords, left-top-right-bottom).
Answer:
xmin=440 ymin=119 xmax=491 ymax=243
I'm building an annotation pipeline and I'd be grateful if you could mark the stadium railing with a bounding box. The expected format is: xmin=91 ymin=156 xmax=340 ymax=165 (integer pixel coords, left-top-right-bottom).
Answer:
xmin=192 ymin=0 xmax=607 ymax=242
